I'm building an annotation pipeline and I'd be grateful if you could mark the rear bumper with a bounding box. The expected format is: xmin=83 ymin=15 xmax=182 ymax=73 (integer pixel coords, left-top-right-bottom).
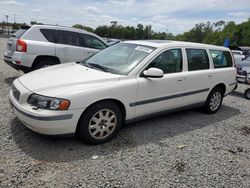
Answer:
xmin=4 ymin=55 xmax=31 ymax=73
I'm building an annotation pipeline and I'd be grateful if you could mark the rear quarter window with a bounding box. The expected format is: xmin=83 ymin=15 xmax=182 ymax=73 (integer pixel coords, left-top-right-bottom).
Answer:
xmin=40 ymin=29 xmax=57 ymax=43
xmin=209 ymin=50 xmax=233 ymax=68
xmin=11 ymin=29 xmax=27 ymax=39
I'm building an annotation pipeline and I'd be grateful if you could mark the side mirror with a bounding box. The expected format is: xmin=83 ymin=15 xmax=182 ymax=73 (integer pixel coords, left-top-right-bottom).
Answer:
xmin=143 ymin=68 xmax=164 ymax=78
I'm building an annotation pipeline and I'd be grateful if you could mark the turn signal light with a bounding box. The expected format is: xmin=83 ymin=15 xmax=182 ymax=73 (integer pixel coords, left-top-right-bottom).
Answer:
xmin=59 ymin=100 xmax=70 ymax=110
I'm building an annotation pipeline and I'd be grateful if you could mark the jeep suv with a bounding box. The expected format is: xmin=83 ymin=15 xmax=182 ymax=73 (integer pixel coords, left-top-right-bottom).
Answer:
xmin=4 ymin=25 xmax=108 ymax=73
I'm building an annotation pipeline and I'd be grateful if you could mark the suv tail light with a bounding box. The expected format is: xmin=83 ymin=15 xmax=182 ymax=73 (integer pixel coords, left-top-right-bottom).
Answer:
xmin=16 ymin=39 xmax=27 ymax=52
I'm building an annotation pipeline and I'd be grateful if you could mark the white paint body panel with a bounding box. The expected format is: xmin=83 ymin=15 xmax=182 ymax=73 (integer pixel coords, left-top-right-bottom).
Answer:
xmin=4 ymin=25 xmax=107 ymax=69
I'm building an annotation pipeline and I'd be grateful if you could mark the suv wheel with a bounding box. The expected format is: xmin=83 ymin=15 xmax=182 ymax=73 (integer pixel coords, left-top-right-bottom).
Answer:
xmin=33 ymin=60 xmax=58 ymax=70
xmin=77 ymin=101 xmax=122 ymax=144
xmin=202 ymin=87 xmax=224 ymax=114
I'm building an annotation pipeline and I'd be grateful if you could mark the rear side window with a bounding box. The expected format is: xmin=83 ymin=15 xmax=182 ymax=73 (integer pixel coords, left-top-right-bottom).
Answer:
xmin=40 ymin=29 xmax=57 ymax=43
xmin=11 ymin=29 xmax=27 ymax=39
xmin=186 ymin=49 xmax=209 ymax=71
xmin=83 ymin=34 xmax=107 ymax=50
xmin=209 ymin=50 xmax=233 ymax=68
xmin=57 ymin=30 xmax=83 ymax=47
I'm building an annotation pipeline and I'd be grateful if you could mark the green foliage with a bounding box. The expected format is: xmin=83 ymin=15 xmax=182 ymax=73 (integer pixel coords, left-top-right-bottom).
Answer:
xmin=177 ymin=19 xmax=250 ymax=46
xmin=88 ymin=18 xmax=250 ymax=45
xmin=72 ymin=24 xmax=94 ymax=32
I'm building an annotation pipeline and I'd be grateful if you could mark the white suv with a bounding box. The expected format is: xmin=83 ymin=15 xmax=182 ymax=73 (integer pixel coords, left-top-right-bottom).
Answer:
xmin=9 ymin=40 xmax=237 ymax=144
xmin=4 ymin=25 xmax=108 ymax=72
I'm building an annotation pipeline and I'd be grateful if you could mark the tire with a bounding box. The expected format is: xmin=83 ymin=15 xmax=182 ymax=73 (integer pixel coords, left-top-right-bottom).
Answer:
xmin=233 ymin=83 xmax=238 ymax=91
xmin=77 ymin=101 xmax=122 ymax=144
xmin=202 ymin=87 xmax=224 ymax=114
xmin=33 ymin=59 xmax=58 ymax=70
xmin=244 ymin=88 xmax=250 ymax=100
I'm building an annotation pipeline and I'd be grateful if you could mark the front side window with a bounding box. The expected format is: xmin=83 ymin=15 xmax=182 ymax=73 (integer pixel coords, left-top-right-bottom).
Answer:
xmin=186 ymin=49 xmax=209 ymax=71
xmin=80 ymin=43 xmax=155 ymax=75
xmin=83 ymin=34 xmax=107 ymax=50
xmin=147 ymin=49 xmax=183 ymax=74
xmin=209 ymin=50 xmax=233 ymax=68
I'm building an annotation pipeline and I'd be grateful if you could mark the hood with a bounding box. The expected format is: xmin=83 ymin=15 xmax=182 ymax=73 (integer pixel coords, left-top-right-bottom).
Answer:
xmin=18 ymin=63 xmax=121 ymax=96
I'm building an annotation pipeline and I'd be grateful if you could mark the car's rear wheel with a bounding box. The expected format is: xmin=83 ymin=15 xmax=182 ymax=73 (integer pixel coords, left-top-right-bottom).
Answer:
xmin=202 ymin=87 xmax=224 ymax=114
xmin=244 ymin=88 xmax=250 ymax=99
xmin=33 ymin=60 xmax=58 ymax=70
xmin=77 ymin=101 xmax=122 ymax=144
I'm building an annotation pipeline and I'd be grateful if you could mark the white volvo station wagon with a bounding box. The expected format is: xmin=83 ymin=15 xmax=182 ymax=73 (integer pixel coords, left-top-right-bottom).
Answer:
xmin=9 ymin=40 xmax=237 ymax=144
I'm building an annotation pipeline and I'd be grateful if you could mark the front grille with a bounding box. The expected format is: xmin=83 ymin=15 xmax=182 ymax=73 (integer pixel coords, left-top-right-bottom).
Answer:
xmin=12 ymin=85 xmax=20 ymax=101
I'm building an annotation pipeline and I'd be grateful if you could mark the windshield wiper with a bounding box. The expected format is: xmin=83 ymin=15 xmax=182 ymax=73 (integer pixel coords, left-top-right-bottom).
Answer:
xmin=88 ymin=63 xmax=112 ymax=73
xmin=81 ymin=62 xmax=92 ymax=68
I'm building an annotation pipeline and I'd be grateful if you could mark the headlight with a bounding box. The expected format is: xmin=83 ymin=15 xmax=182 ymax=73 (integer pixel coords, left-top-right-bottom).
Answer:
xmin=27 ymin=94 xmax=70 ymax=110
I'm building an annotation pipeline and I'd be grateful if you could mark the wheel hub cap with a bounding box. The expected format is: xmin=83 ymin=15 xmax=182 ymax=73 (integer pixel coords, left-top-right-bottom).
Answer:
xmin=209 ymin=91 xmax=222 ymax=111
xmin=88 ymin=109 xmax=117 ymax=140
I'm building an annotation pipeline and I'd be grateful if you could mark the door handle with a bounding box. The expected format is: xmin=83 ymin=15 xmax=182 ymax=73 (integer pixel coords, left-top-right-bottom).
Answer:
xmin=208 ymin=75 xmax=212 ymax=78
xmin=177 ymin=77 xmax=185 ymax=82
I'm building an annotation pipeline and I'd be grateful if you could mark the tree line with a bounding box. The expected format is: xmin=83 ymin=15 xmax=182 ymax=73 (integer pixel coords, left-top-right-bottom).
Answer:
xmin=73 ymin=18 xmax=250 ymax=46
xmin=1 ymin=18 xmax=249 ymax=46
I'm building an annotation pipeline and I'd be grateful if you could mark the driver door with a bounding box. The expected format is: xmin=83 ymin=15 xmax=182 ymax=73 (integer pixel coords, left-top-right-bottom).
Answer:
xmin=134 ymin=48 xmax=186 ymax=117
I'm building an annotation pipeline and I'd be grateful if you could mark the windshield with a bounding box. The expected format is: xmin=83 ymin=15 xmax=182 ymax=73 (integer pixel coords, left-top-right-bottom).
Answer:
xmin=80 ymin=43 xmax=155 ymax=75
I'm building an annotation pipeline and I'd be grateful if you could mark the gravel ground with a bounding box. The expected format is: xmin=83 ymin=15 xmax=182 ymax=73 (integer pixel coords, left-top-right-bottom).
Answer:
xmin=0 ymin=37 xmax=250 ymax=188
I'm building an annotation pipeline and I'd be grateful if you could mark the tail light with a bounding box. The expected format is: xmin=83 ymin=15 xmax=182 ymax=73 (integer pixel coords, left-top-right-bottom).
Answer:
xmin=16 ymin=39 xmax=27 ymax=52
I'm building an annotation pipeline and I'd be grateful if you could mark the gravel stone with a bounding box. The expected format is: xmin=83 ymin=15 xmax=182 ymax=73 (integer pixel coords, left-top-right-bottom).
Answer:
xmin=0 ymin=37 xmax=250 ymax=187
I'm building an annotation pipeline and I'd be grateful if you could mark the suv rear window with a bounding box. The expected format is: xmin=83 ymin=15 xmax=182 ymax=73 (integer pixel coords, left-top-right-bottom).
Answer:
xmin=11 ymin=29 xmax=27 ymax=39
xmin=40 ymin=29 xmax=57 ymax=43
xmin=209 ymin=50 xmax=233 ymax=68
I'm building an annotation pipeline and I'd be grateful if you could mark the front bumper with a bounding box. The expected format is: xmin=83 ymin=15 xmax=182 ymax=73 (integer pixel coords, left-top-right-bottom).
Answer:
xmin=237 ymin=74 xmax=250 ymax=84
xmin=9 ymin=87 xmax=83 ymax=135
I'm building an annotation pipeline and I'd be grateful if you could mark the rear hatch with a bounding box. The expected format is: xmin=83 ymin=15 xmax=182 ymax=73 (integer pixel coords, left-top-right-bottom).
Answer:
xmin=6 ymin=29 xmax=28 ymax=57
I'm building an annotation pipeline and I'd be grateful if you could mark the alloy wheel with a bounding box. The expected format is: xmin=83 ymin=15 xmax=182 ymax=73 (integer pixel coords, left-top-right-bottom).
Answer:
xmin=209 ymin=91 xmax=222 ymax=111
xmin=88 ymin=109 xmax=117 ymax=140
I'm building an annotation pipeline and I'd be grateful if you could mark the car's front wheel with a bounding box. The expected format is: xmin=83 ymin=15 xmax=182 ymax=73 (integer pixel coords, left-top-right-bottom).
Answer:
xmin=77 ymin=101 xmax=122 ymax=144
xmin=202 ymin=87 xmax=224 ymax=114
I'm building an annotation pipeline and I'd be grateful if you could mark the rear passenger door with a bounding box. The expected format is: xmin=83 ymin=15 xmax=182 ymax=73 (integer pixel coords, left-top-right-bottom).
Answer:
xmin=55 ymin=30 xmax=87 ymax=63
xmin=181 ymin=48 xmax=213 ymax=105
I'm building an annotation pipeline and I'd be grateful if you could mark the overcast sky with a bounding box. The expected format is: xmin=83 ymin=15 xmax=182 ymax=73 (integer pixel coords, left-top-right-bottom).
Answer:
xmin=1 ymin=0 xmax=250 ymax=34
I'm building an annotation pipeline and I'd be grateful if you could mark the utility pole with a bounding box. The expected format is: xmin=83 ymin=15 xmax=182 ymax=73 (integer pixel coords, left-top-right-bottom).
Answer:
xmin=5 ymin=15 xmax=9 ymax=35
xmin=13 ymin=13 xmax=16 ymax=30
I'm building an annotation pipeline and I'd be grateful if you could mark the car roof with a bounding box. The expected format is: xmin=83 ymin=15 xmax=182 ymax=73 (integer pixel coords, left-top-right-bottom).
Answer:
xmin=31 ymin=24 xmax=89 ymax=33
xmin=124 ymin=40 xmax=229 ymax=51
